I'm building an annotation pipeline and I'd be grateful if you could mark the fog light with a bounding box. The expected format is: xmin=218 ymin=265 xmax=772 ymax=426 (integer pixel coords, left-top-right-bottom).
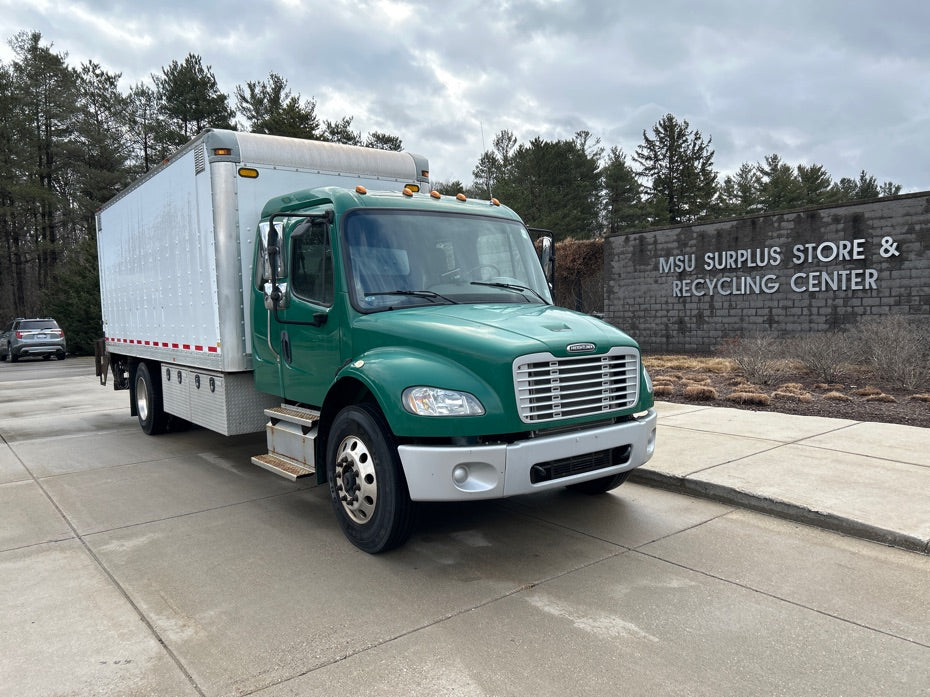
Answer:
xmin=452 ymin=465 xmax=469 ymax=484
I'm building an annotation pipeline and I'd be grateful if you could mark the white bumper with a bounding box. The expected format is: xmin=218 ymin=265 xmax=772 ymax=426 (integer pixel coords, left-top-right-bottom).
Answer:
xmin=398 ymin=409 xmax=657 ymax=501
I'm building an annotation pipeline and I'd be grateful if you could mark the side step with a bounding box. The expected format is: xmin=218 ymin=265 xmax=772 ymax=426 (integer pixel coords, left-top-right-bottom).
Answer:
xmin=251 ymin=405 xmax=320 ymax=483
xmin=251 ymin=453 xmax=314 ymax=481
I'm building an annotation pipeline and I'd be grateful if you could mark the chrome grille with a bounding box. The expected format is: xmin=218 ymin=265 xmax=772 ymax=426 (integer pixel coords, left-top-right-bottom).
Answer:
xmin=513 ymin=347 xmax=640 ymax=423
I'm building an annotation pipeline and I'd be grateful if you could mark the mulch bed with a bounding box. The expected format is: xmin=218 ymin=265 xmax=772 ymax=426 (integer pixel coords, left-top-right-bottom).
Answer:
xmin=645 ymin=356 xmax=930 ymax=429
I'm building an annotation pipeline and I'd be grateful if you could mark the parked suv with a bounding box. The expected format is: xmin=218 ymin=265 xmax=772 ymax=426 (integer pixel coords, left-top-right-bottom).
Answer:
xmin=0 ymin=318 xmax=67 ymax=362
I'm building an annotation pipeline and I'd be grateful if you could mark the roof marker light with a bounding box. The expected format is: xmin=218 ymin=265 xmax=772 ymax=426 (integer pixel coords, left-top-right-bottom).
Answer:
xmin=403 ymin=187 xmax=414 ymax=197
xmin=491 ymin=197 xmax=501 ymax=206
xmin=356 ymin=185 xmax=368 ymax=195
xmin=456 ymin=193 xmax=467 ymax=201
xmin=430 ymin=190 xmax=441 ymax=199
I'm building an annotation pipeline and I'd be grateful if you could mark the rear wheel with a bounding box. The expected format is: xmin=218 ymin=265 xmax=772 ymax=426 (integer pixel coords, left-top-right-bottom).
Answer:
xmin=566 ymin=471 xmax=631 ymax=495
xmin=326 ymin=403 xmax=413 ymax=553
xmin=135 ymin=362 xmax=169 ymax=435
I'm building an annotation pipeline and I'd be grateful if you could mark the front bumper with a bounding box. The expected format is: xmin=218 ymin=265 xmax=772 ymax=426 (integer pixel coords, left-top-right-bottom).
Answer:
xmin=398 ymin=409 xmax=657 ymax=501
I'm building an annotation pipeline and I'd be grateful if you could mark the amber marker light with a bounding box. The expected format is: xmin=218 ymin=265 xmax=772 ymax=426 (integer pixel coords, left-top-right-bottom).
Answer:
xmin=430 ymin=190 xmax=442 ymax=199
xmin=456 ymin=193 xmax=467 ymax=201
xmin=213 ymin=148 xmax=232 ymax=156
xmin=402 ymin=187 xmax=414 ymax=197
xmin=238 ymin=167 xmax=259 ymax=178
xmin=356 ymin=185 xmax=368 ymax=194
xmin=491 ymin=197 xmax=501 ymax=206
xmin=407 ymin=184 xmax=420 ymax=192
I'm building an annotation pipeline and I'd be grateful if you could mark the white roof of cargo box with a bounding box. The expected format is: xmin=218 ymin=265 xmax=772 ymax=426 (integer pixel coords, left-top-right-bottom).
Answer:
xmin=207 ymin=129 xmax=425 ymax=182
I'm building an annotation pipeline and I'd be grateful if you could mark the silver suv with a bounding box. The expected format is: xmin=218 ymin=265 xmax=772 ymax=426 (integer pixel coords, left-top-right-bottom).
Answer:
xmin=0 ymin=318 xmax=67 ymax=362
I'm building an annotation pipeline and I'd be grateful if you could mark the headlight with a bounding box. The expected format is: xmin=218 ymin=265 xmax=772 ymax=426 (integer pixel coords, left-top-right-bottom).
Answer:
xmin=402 ymin=386 xmax=485 ymax=416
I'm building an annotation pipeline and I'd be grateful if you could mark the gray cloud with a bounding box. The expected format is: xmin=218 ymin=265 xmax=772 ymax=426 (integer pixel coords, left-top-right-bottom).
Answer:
xmin=1 ymin=0 xmax=926 ymax=191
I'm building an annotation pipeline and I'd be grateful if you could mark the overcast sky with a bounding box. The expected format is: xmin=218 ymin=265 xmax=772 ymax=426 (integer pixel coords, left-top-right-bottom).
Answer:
xmin=1 ymin=0 xmax=927 ymax=192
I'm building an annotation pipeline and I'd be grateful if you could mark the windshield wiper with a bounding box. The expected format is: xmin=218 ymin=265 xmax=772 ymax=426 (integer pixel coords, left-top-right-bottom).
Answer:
xmin=469 ymin=281 xmax=549 ymax=304
xmin=363 ymin=289 xmax=460 ymax=304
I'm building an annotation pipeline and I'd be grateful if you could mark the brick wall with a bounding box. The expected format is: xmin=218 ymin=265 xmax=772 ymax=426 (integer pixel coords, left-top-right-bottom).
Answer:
xmin=603 ymin=192 xmax=930 ymax=353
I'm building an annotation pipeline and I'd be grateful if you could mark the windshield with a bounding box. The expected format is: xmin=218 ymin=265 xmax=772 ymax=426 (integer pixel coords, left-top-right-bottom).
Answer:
xmin=344 ymin=210 xmax=552 ymax=312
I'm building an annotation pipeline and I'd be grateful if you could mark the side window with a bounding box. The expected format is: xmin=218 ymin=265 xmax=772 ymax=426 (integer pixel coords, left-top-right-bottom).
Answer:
xmin=290 ymin=220 xmax=334 ymax=306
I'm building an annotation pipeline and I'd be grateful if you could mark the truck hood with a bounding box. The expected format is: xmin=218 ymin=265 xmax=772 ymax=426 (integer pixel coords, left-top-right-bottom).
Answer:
xmin=353 ymin=303 xmax=638 ymax=358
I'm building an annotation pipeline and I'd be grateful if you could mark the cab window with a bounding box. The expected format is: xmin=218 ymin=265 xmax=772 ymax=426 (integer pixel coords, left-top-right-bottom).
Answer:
xmin=290 ymin=219 xmax=334 ymax=306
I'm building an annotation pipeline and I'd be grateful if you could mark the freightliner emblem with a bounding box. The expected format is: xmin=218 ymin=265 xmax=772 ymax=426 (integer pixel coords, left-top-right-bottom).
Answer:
xmin=567 ymin=342 xmax=596 ymax=353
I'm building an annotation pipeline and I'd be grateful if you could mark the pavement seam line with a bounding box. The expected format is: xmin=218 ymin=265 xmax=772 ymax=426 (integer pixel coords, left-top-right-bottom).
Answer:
xmin=244 ymin=545 xmax=634 ymax=694
xmin=6 ymin=441 xmax=208 ymax=697
xmin=630 ymin=546 xmax=930 ymax=651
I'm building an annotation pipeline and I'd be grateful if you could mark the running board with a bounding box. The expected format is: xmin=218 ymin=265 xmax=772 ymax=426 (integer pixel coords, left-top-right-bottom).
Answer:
xmin=251 ymin=453 xmax=314 ymax=481
xmin=252 ymin=405 xmax=321 ymax=483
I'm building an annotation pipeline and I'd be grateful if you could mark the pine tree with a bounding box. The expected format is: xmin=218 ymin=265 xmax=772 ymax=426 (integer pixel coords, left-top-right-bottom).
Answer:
xmin=153 ymin=53 xmax=235 ymax=148
xmin=601 ymin=146 xmax=644 ymax=234
xmin=633 ymin=114 xmax=716 ymax=225
xmin=235 ymin=72 xmax=320 ymax=139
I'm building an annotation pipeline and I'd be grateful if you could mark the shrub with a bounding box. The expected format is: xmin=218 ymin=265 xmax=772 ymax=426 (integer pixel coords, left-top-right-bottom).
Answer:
xmin=847 ymin=315 xmax=930 ymax=391
xmin=787 ymin=332 xmax=851 ymax=383
xmin=719 ymin=333 xmax=786 ymax=385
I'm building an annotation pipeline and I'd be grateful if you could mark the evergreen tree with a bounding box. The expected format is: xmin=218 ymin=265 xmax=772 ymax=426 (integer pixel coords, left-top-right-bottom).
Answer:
xmin=633 ymin=114 xmax=717 ymax=225
xmin=6 ymin=31 xmax=79 ymax=311
xmin=153 ymin=53 xmax=235 ymax=148
xmin=71 ymin=61 xmax=132 ymax=227
xmin=322 ymin=116 xmax=362 ymax=145
xmin=365 ymin=131 xmax=403 ymax=151
xmin=756 ymin=153 xmax=804 ymax=211
xmin=796 ymin=163 xmax=833 ymax=205
xmin=502 ymin=134 xmax=601 ymax=239
xmin=430 ymin=179 xmax=466 ymax=196
xmin=601 ymin=146 xmax=644 ymax=234
xmin=471 ymin=129 xmax=516 ymax=199
xmin=879 ymin=180 xmax=903 ymax=197
xmin=716 ymin=162 xmax=762 ymax=217
xmin=126 ymin=82 xmax=167 ymax=173
xmin=235 ymin=72 xmax=320 ymax=139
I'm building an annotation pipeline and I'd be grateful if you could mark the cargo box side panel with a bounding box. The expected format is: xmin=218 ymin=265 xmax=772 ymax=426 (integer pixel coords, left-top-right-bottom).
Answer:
xmin=98 ymin=147 xmax=227 ymax=371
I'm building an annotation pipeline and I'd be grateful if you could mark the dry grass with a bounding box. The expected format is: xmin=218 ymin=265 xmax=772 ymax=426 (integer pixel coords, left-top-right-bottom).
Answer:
xmin=823 ymin=391 xmax=853 ymax=402
xmin=864 ymin=393 xmax=897 ymax=403
xmin=725 ymin=391 xmax=772 ymax=405
xmin=772 ymin=390 xmax=814 ymax=403
xmin=852 ymin=386 xmax=883 ymax=397
xmin=645 ymin=355 xmax=734 ymax=373
xmin=682 ymin=385 xmax=718 ymax=400
xmin=911 ymin=394 xmax=930 ymax=403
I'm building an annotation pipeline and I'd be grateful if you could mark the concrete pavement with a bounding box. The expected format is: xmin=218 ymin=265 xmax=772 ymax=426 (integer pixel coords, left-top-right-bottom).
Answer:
xmin=1 ymin=359 xmax=929 ymax=696
xmin=636 ymin=401 xmax=930 ymax=554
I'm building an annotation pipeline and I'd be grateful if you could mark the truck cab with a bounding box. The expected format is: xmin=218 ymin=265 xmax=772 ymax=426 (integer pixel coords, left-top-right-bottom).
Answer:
xmin=252 ymin=185 xmax=656 ymax=552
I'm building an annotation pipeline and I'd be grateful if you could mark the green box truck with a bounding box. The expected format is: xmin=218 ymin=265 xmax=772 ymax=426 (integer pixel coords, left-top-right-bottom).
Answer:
xmin=97 ymin=129 xmax=656 ymax=552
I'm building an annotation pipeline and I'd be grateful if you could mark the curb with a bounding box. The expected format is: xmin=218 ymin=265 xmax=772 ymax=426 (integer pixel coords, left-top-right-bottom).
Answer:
xmin=630 ymin=469 xmax=930 ymax=556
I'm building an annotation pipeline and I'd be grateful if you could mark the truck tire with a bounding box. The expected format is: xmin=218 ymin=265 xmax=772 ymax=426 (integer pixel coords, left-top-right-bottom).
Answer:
xmin=135 ymin=362 xmax=169 ymax=435
xmin=326 ymin=403 xmax=414 ymax=553
xmin=566 ymin=471 xmax=631 ymax=495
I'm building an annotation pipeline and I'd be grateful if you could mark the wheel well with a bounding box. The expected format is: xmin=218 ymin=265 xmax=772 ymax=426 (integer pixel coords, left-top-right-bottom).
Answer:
xmin=317 ymin=377 xmax=378 ymax=481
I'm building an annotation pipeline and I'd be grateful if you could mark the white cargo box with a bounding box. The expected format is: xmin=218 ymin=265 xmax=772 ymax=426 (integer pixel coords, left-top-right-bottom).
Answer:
xmin=97 ymin=129 xmax=427 ymax=373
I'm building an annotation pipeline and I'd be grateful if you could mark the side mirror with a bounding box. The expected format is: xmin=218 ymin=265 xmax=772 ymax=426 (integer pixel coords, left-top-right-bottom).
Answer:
xmin=263 ymin=281 xmax=290 ymax=310
xmin=539 ymin=236 xmax=555 ymax=285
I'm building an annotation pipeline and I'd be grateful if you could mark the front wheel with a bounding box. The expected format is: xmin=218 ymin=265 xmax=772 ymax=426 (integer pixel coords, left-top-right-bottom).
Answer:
xmin=566 ymin=470 xmax=631 ymax=495
xmin=326 ymin=403 xmax=413 ymax=553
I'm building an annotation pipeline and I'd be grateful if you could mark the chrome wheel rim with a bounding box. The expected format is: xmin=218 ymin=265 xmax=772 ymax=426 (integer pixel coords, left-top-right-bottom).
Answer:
xmin=333 ymin=435 xmax=378 ymax=524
